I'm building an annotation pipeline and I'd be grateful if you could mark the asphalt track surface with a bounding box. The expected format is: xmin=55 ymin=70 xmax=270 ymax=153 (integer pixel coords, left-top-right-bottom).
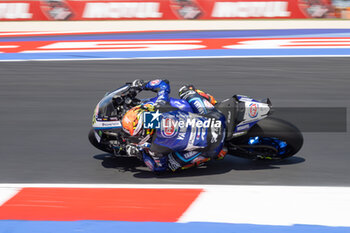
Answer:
xmin=0 ymin=58 xmax=349 ymax=186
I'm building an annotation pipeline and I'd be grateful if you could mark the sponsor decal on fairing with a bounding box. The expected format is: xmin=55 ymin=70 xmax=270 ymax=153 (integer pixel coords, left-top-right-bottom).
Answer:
xmin=168 ymin=154 xmax=181 ymax=171
xmin=236 ymin=124 xmax=250 ymax=132
xmin=248 ymin=103 xmax=258 ymax=118
xmin=161 ymin=117 xmax=178 ymax=138
xmin=182 ymin=150 xmax=200 ymax=159
xmin=150 ymin=79 xmax=161 ymax=86
xmin=93 ymin=120 xmax=122 ymax=129
xmin=210 ymin=125 xmax=220 ymax=143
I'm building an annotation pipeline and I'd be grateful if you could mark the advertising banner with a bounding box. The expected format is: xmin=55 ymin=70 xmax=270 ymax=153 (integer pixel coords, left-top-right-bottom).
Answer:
xmin=0 ymin=0 xmax=337 ymax=21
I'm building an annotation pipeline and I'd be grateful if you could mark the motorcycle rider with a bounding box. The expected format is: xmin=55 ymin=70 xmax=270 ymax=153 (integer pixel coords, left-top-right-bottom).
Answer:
xmin=122 ymin=79 xmax=227 ymax=172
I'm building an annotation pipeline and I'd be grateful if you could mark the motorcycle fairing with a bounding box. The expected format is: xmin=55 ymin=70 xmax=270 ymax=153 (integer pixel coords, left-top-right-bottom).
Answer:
xmin=233 ymin=95 xmax=271 ymax=133
xmin=93 ymin=91 xmax=193 ymax=131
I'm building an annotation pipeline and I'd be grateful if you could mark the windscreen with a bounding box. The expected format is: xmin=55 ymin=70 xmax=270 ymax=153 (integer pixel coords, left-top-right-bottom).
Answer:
xmin=96 ymin=84 xmax=130 ymax=118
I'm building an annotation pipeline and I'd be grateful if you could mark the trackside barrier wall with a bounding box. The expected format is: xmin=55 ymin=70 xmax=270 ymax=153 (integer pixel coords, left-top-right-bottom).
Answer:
xmin=0 ymin=0 xmax=339 ymax=21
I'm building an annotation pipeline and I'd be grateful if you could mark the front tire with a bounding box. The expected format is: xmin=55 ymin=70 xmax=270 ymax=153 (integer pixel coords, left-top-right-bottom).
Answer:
xmin=88 ymin=129 xmax=113 ymax=154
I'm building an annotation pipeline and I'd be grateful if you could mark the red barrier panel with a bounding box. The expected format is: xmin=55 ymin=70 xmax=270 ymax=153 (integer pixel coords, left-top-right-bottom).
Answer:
xmin=0 ymin=0 xmax=335 ymax=21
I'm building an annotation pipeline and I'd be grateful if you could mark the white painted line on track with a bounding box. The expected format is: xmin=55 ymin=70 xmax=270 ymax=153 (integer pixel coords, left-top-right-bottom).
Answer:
xmin=0 ymin=184 xmax=349 ymax=189
xmin=1 ymin=54 xmax=350 ymax=62
xmin=0 ymin=183 xmax=207 ymax=189
xmin=1 ymin=20 xmax=350 ymax=32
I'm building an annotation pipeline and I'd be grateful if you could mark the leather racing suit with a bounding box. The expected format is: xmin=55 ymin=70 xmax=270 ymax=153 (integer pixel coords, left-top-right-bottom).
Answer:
xmin=131 ymin=79 xmax=226 ymax=172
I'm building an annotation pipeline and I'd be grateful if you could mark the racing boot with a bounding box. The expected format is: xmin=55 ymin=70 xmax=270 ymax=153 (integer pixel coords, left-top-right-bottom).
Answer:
xmin=179 ymin=85 xmax=196 ymax=99
xmin=180 ymin=156 xmax=211 ymax=170
xmin=196 ymin=89 xmax=217 ymax=106
xmin=179 ymin=85 xmax=216 ymax=114
xmin=179 ymin=85 xmax=217 ymax=106
xmin=215 ymin=147 xmax=228 ymax=160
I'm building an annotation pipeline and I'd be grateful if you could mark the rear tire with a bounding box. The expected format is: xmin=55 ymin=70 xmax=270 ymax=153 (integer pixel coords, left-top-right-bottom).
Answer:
xmin=88 ymin=129 xmax=113 ymax=154
xmin=230 ymin=117 xmax=303 ymax=159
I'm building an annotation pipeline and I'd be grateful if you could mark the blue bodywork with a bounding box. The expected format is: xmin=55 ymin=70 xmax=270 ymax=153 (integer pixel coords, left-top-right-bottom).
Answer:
xmin=248 ymin=136 xmax=288 ymax=155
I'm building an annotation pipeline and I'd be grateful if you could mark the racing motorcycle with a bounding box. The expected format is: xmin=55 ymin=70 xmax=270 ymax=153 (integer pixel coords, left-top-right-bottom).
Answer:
xmin=89 ymin=83 xmax=303 ymax=164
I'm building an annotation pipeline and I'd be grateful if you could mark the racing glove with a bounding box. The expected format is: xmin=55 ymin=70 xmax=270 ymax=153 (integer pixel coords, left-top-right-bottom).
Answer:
xmin=131 ymin=79 xmax=147 ymax=90
xmin=126 ymin=144 xmax=142 ymax=159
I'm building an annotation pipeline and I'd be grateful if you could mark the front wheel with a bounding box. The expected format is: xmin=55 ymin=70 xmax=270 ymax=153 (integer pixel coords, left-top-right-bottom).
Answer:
xmin=228 ymin=117 xmax=303 ymax=160
xmin=88 ymin=129 xmax=113 ymax=154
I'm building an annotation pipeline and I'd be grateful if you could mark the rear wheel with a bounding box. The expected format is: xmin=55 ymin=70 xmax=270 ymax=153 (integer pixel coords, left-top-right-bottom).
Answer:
xmin=228 ymin=117 xmax=303 ymax=160
xmin=88 ymin=129 xmax=113 ymax=154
